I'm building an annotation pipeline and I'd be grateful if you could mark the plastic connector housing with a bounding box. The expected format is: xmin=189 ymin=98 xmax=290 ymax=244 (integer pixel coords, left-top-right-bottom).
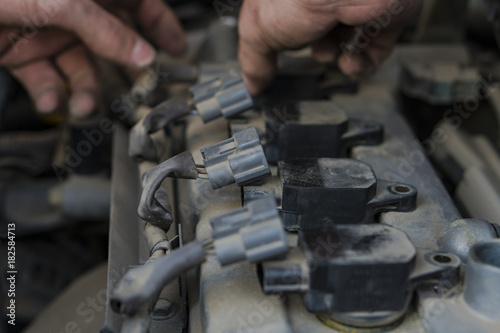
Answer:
xmin=201 ymin=127 xmax=271 ymax=189
xmin=189 ymin=67 xmax=253 ymax=123
xmin=210 ymin=197 xmax=288 ymax=266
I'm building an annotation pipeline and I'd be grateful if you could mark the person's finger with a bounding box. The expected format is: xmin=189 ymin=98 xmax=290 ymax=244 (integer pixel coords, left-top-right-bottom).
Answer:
xmin=332 ymin=0 xmax=422 ymax=77
xmin=53 ymin=0 xmax=156 ymax=67
xmin=10 ymin=60 xmax=66 ymax=114
xmin=311 ymin=24 xmax=354 ymax=65
xmin=237 ymin=1 xmax=278 ymax=95
xmin=238 ymin=0 xmax=338 ymax=95
xmin=55 ymin=44 xmax=99 ymax=117
xmin=135 ymin=0 xmax=186 ymax=55
xmin=337 ymin=28 xmax=401 ymax=77
xmin=0 ymin=29 xmax=77 ymax=67
xmin=238 ymin=38 xmax=277 ymax=96
xmin=0 ymin=28 xmax=22 ymax=57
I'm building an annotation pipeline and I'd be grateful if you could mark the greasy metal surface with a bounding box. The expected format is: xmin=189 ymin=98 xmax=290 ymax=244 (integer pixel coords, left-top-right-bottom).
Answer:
xmin=417 ymin=241 xmax=500 ymax=333
xmin=179 ymin=46 xmax=473 ymax=333
xmin=437 ymin=218 xmax=498 ymax=263
xmin=340 ymin=89 xmax=460 ymax=249
xmin=102 ymin=124 xmax=142 ymax=332
xmin=332 ymin=47 xmax=464 ymax=250
xmin=102 ymin=125 xmax=185 ymax=333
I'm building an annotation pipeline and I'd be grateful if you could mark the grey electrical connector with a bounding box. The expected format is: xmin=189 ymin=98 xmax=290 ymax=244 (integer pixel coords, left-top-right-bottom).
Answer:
xmin=189 ymin=67 xmax=253 ymax=122
xmin=201 ymin=127 xmax=271 ymax=189
xmin=137 ymin=128 xmax=271 ymax=228
xmin=210 ymin=197 xmax=288 ymax=265
xmin=128 ymin=65 xmax=254 ymax=162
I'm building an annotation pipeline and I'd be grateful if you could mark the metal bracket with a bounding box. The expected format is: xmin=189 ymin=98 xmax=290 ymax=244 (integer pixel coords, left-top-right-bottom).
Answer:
xmin=340 ymin=118 xmax=384 ymax=154
xmin=409 ymin=249 xmax=460 ymax=285
xmin=366 ymin=180 xmax=418 ymax=217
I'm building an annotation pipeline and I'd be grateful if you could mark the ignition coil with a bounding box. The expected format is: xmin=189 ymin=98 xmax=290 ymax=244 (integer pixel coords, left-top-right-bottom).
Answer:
xmin=259 ymin=224 xmax=460 ymax=329
xmin=244 ymin=157 xmax=418 ymax=230
xmin=230 ymin=100 xmax=384 ymax=163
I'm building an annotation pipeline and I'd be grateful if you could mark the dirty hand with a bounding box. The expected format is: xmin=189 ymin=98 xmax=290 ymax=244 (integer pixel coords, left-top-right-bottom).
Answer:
xmin=238 ymin=0 xmax=422 ymax=95
xmin=0 ymin=0 xmax=185 ymax=117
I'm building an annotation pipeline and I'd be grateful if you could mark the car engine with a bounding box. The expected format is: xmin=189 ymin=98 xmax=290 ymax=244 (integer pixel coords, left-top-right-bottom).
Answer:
xmin=1 ymin=1 xmax=500 ymax=333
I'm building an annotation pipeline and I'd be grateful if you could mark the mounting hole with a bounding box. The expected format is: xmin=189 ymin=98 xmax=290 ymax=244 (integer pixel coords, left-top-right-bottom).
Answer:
xmin=432 ymin=254 xmax=452 ymax=264
xmin=110 ymin=300 xmax=122 ymax=313
xmin=391 ymin=185 xmax=411 ymax=194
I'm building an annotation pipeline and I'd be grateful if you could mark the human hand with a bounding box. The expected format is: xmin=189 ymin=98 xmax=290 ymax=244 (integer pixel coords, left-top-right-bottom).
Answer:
xmin=0 ymin=0 xmax=185 ymax=117
xmin=238 ymin=0 xmax=421 ymax=95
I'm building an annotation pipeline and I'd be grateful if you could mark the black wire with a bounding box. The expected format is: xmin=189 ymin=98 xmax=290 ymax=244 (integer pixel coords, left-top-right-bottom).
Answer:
xmin=110 ymin=240 xmax=206 ymax=316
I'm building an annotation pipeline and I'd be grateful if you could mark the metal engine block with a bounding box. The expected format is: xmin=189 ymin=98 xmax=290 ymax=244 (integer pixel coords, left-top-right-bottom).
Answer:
xmin=101 ymin=44 xmax=500 ymax=333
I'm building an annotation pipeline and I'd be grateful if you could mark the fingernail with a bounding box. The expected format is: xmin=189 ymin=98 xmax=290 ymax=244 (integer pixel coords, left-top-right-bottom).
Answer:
xmin=338 ymin=54 xmax=374 ymax=78
xmin=69 ymin=92 xmax=95 ymax=117
xmin=131 ymin=39 xmax=155 ymax=67
xmin=314 ymin=51 xmax=336 ymax=64
xmin=36 ymin=90 xmax=59 ymax=113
